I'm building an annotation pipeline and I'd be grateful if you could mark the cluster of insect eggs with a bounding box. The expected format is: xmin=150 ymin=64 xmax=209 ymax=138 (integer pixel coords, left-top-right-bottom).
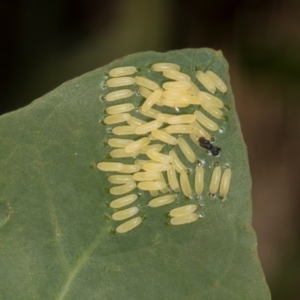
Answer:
xmin=97 ymin=62 xmax=231 ymax=233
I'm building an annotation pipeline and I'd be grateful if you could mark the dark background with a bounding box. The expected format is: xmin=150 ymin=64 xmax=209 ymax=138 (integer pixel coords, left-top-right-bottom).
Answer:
xmin=1 ymin=0 xmax=300 ymax=298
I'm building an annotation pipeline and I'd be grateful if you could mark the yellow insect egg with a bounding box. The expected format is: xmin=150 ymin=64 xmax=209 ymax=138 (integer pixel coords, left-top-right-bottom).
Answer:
xmin=132 ymin=172 xmax=161 ymax=181
xmin=219 ymin=168 xmax=232 ymax=197
xmin=178 ymin=96 xmax=203 ymax=105
xmin=134 ymin=76 xmax=160 ymax=90
xmin=148 ymin=195 xmax=176 ymax=207
xmin=209 ymin=165 xmax=222 ymax=194
xmin=106 ymin=77 xmax=135 ymax=87
xmin=205 ymin=70 xmax=227 ymax=93
xmin=112 ymin=125 xmax=135 ymax=135
xmin=139 ymin=107 xmax=161 ymax=119
xmin=104 ymin=113 xmax=131 ymax=125
xmin=200 ymin=92 xmax=224 ymax=108
xmin=179 ymin=172 xmax=192 ymax=197
xmin=163 ymin=81 xmax=192 ymax=90
xmin=177 ymin=137 xmax=196 ymax=163
xmin=142 ymin=162 xmax=172 ymax=172
xmin=139 ymin=143 xmax=165 ymax=154
xmin=189 ymin=132 xmax=201 ymax=147
xmin=158 ymin=172 xmax=169 ymax=194
xmin=125 ymin=137 xmax=150 ymax=153
xmin=194 ymin=110 xmax=218 ymax=131
xmin=195 ymin=165 xmax=204 ymax=195
xmin=169 ymin=204 xmax=197 ymax=217
xmin=141 ymin=89 xmax=163 ymax=112
xmin=110 ymin=181 xmax=137 ymax=195
xmin=107 ymin=138 xmax=133 ymax=148
xmin=162 ymin=89 xmax=191 ymax=99
xmin=137 ymin=181 xmax=166 ymax=191
xmin=134 ymin=159 xmax=153 ymax=167
xmin=112 ymin=206 xmax=139 ymax=221
xmin=146 ymin=150 xmax=173 ymax=164
xmin=148 ymin=133 xmax=157 ymax=141
xmin=170 ymin=213 xmax=199 ymax=225
xmin=110 ymin=194 xmax=138 ymax=208
xmin=155 ymin=113 xmax=173 ymax=122
xmin=135 ymin=120 xmax=163 ymax=135
xmin=151 ymin=129 xmax=178 ymax=145
xmin=166 ymin=114 xmax=196 ymax=124
xmin=97 ymin=162 xmax=123 ymax=172
xmin=127 ymin=116 xmax=146 ymax=127
xmin=116 ymin=216 xmax=142 ymax=233
xmin=162 ymin=69 xmax=191 ymax=82
xmin=110 ymin=149 xmax=139 ymax=158
xmin=108 ymin=175 xmax=133 ymax=184
xmin=189 ymin=81 xmax=201 ymax=96
xmin=165 ymin=124 xmax=194 ymax=134
xmin=151 ymin=62 xmax=180 ymax=72
xmin=201 ymin=102 xmax=224 ymax=119
xmin=167 ymin=168 xmax=180 ymax=192
xmin=119 ymin=164 xmax=141 ymax=174
xmin=169 ymin=150 xmax=187 ymax=173
xmin=138 ymin=86 xmax=152 ymax=98
xmin=161 ymin=98 xmax=189 ymax=108
xmin=195 ymin=70 xmax=216 ymax=93
xmin=106 ymin=103 xmax=134 ymax=115
xmin=190 ymin=120 xmax=211 ymax=140
xmin=150 ymin=190 xmax=158 ymax=197
xmin=105 ymin=89 xmax=134 ymax=102
xmin=108 ymin=66 xmax=137 ymax=77
xmin=155 ymin=99 xmax=164 ymax=107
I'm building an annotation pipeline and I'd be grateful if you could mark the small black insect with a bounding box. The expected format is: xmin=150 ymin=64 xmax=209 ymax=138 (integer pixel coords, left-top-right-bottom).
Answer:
xmin=198 ymin=137 xmax=213 ymax=150
xmin=198 ymin=137 xmax=221 ymax=156
xmin=210 ymin=146 xmax=221 ymax=156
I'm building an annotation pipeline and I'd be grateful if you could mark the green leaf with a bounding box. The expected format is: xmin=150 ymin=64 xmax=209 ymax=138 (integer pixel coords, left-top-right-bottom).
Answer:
xmin=0 ymin=49 xmax=270 ymax=299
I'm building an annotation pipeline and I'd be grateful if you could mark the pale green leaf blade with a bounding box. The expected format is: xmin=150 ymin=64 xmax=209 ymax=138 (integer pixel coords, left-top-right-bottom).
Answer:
xmin=0 ymin=49 xmax=270 ymax=300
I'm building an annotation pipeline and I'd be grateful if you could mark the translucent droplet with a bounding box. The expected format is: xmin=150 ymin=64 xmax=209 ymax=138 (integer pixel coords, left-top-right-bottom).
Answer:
xmin=99 ymin=118 xmax=106 ymax=125
xmin=98 ymin=95 xmax=105 ymax=102
xmin=99 ymin=81 xmax=107 ymax=90
xmin=146 ymin=64 xmax=152 ymax=71
xmin=106 ymin=127 xmax=112 ymax=134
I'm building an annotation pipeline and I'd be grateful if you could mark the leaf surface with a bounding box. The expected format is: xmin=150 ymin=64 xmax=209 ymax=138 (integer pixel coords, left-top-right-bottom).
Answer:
xmin=0 ymin=49 xmax=270 ymax=300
